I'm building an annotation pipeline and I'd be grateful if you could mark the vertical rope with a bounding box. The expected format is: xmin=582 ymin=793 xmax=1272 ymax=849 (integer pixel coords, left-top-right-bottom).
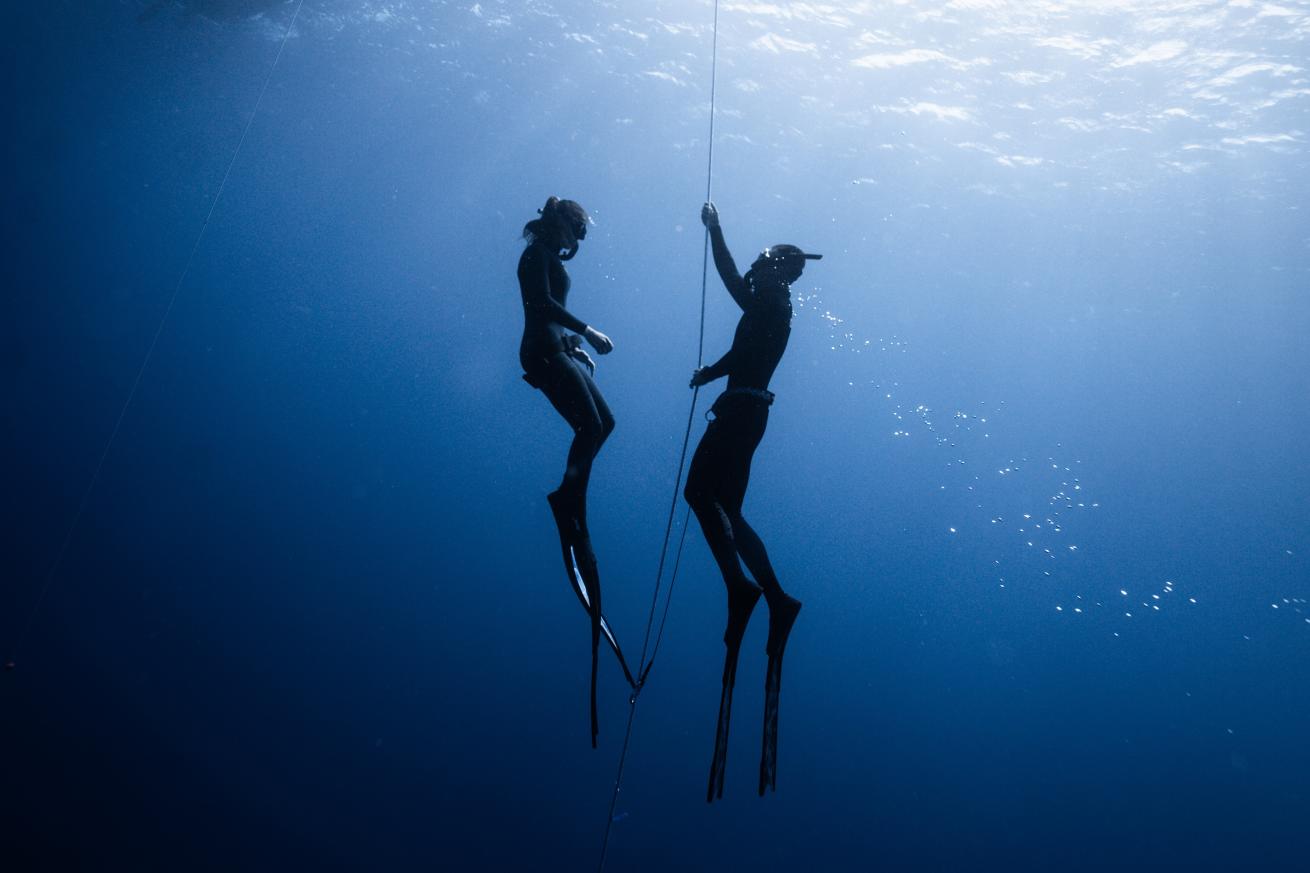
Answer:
xmin=4 ymin=0 xmax=307 ymax=671
xmin=701 ymin=0 xmax=719 ymax=358
xmin=632 ymin=0 xmax=720 ymax=706
xmin=595 ymin=2 xmax=720 ymax=869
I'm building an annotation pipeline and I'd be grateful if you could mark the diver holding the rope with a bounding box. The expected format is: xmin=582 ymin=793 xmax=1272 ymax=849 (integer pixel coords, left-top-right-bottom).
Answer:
xmin=685 ymin=201 xmax=819 ymax=800
xmin=518 ymin=196 xmax=636 ymax=748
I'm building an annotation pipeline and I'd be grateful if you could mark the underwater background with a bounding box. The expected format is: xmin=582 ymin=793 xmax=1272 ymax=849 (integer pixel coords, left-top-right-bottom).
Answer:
xmin=4 ymin=1 xmax=1308 ymax=870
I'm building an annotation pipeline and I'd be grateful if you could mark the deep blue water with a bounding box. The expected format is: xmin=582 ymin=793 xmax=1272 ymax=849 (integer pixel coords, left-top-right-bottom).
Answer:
xmin=4 ymin=2 xmax=1308 ymax=871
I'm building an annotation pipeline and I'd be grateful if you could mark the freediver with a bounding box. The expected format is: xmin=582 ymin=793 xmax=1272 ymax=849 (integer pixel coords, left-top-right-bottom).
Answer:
xmin=518 ymin=196 xmax=634 ymax=747
xmin=684 ymin=201 xmax=819 ymax=800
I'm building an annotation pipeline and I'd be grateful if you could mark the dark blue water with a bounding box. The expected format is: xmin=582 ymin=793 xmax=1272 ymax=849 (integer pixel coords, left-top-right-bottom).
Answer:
xmin=5 ymin=3 xmax=1308 ymax=870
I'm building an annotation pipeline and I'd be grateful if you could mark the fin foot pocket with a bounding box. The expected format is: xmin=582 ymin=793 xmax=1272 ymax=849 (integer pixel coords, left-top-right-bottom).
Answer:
xmin=724 ymin=581 xmax=763 ymax=648
xmin=547 ymin=489 xmax=586 ymax=543
xmin=765 ymin=595 xmax=801 ymax=657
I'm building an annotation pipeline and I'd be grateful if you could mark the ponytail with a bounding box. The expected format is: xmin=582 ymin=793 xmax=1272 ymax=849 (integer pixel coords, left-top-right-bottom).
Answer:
xmin=522 ymin=196 xmax=562 ymax=242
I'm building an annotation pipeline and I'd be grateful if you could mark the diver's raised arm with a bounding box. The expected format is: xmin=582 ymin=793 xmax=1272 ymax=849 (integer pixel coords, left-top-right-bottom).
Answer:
xmin=701 ymin=202 xmax=751 ymax=310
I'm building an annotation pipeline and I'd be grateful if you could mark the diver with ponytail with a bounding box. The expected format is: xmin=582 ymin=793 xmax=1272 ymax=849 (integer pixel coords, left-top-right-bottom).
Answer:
xmin=517 ymin=196 xmax=634 ymax=747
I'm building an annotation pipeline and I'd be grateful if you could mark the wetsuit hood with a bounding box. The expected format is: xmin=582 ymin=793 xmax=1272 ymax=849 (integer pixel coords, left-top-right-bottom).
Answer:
xmin=751 ymin=244 xmax=822 ymax=285
xmin=763 ymin=244 xmax=822 ymax=262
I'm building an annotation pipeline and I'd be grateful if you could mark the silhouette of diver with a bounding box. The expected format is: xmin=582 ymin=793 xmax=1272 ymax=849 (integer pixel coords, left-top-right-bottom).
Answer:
xmin=518 ymin=196 xmax=634 ymax=747
xmin=684 ymin=201 xmax=819 ymax=800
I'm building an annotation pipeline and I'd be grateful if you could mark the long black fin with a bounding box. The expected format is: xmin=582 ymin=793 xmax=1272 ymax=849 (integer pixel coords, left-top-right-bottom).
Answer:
xmin=550 ymin=492 xmax=631 ymax=670
xmin=566 ymin=546 xmax=636 ymax=689
xmin=547 ymin=491 xmax=637 ymax=748
xmin=579 ymin=535 xmax=604 ymax=748
xmin=707 ymin=583 xmax=762 ymax=802
xmin=590 ymin=604 xmax=601 ymax=748
xmin=707 ymin=645 xmax=741 ymax=802
xmin=759 ymin=597 xmax=801 ymax=795
xmin=758 ymin=651 xmax=783 ymax=794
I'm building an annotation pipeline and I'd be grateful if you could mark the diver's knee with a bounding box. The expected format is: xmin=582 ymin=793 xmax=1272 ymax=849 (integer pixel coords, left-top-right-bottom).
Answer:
xmin=576 ymin=416 xmax=605 ymax=447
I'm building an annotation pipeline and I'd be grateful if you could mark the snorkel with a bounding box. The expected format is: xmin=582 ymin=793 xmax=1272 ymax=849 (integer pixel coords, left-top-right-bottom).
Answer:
xmin=539 ymin=196 xmax=590 ymax=261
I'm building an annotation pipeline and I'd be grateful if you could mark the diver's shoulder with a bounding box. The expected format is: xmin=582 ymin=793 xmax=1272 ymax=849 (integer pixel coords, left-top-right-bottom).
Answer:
xmin=520 ymin=239 xmax=562 ymax=269
xmin=518 ymin=240 xmax=547 ymax=272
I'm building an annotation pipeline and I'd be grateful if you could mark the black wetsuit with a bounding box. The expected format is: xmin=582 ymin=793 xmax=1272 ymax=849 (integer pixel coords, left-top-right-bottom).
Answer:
xmin=518 ymin=240 xmax=614 ymax=503
xmin=683 ymin=226 xmax=791 ymax=603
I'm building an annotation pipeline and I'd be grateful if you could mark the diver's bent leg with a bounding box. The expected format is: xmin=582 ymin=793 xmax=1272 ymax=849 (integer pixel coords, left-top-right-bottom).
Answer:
xmin=540 ymin=356 xmax=607 ymax=503
xmin=686 ymin=474 xmax=753 ymax=595
xmin=570 ymin=360 xmax=615 ymax=498
xmin=728 ymin=512 xmax=802 ymax=656
xmin=579 ymin=363 xmax=616 ymax=452
xmin=730 ymin=513 xmax=783 ymax=601
xmin=563 ymin=420 xmax=605 ymax=503
xmin=688 ymin=496 xmax=762 ymax=647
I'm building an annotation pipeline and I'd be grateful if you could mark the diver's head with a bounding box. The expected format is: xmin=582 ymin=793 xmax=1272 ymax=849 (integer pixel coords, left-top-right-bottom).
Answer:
xmin=748 ymin=244 xmax=822 ymax=289
xmin=523 ymin=196 xmax=591 ymax=260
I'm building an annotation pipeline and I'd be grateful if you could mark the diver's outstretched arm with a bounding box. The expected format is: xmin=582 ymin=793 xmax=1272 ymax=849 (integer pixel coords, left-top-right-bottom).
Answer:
xmin=701 ymin=203 xmax=751 ymax=309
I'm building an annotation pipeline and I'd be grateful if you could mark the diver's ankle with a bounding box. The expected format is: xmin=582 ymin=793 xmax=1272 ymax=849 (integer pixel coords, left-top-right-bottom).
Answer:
xmin=765 ymin=591 xmax=800 ymax=611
